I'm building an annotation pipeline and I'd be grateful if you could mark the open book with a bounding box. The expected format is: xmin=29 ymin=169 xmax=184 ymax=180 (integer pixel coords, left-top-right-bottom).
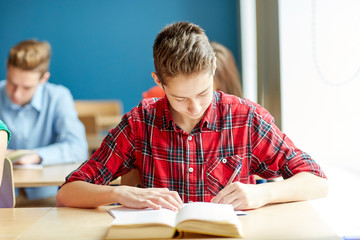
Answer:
xmin=105 ymin=202 xmax=243 ymax=239
xmin=5 ymin=150 xmax=43 ymax=169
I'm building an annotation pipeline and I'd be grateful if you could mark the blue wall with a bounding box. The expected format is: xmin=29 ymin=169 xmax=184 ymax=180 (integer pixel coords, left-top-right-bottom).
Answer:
xmin=0 ymin=0 xmax=240 ymax=112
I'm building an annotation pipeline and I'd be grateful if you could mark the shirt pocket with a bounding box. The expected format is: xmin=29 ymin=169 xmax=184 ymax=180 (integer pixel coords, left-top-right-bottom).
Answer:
xmin=205 ymin=155 xmax=243 ymax=196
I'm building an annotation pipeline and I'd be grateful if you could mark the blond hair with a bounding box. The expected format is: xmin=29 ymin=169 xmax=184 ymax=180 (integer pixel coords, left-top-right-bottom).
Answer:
xmin=153 ymin=22 xmax=215 ymax=85
xmin=7 ymin=39 xmax=51 ymax=76
xmin=211 ymin=42 xmax=243 ymax=98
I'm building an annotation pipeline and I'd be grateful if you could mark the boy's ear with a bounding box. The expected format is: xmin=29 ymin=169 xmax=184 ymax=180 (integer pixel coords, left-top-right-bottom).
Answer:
xmin=213 ymin=57 xmax=217 ymax=75
xmin=151 ymin=72 xmax=163 ymax=89
xmin=40 ymin=72 xmax=50 ymax=84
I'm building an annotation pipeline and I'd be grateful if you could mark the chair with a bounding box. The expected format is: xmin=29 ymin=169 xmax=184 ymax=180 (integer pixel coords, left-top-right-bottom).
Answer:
xmin=75 ymin=100 xmax=123 ymax=154
xmin=0 ymin=158 xmax=15 ymax=208
xmin=121 ymin=169 xmax=141 ymax=187
xmin=75 ymin=100 xmax=123 ymax=135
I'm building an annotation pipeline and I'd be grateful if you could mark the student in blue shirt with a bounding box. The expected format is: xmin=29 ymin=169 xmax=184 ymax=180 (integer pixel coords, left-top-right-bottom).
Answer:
xmin=0 ymin=40 xmax=88 ymax=201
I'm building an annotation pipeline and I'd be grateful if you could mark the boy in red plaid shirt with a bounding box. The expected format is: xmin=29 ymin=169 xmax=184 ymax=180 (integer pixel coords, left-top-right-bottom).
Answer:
xmin=57 ymin=22 xmax=328 ymax=211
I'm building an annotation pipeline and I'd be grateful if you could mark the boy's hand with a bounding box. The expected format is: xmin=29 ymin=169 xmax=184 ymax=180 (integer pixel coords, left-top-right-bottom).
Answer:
xmin=14 ymin=153 xmax=42 ymax=165
xmin=211 ymin=182 xmax=268 ymax=210
xmin=114 ymin=186 xmax=183 ymax=211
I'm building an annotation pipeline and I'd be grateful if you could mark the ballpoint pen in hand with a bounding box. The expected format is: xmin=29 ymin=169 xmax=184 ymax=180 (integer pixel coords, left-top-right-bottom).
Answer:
xmin=226 ymin=163 xmax=242 ymax=185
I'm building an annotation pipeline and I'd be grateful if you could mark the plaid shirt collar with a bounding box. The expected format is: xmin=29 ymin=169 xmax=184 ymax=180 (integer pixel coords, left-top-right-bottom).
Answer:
xmin=161 ymin=91 xmax=221 ymax=132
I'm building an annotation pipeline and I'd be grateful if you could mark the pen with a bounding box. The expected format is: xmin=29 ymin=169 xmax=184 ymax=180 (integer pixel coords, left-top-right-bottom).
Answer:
xmin=227 ymin=163 xmax=242 ymax=185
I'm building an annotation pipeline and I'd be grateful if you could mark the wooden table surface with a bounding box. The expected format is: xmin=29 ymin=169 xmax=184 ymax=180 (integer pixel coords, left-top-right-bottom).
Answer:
xmin=13 ymin=163 xmax=81 ymax=188
xmin=13 ymin=162 xmax=121 ymax=188
xmin=0 ymin=201 xmax=341 ymax=240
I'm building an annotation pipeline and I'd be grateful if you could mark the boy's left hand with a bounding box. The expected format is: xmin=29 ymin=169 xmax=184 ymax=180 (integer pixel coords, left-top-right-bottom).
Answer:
xmin=211 ymin=182 xmax=268 ymax=210
xmin=14 ymin=153 xmax=42 ymax=165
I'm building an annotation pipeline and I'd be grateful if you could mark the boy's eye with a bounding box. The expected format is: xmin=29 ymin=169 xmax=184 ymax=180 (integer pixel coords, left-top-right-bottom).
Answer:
xmin=175 ymin=98 xmax=185 ymax=102
xmin=200 ymin=90 xmax=209 ymax=96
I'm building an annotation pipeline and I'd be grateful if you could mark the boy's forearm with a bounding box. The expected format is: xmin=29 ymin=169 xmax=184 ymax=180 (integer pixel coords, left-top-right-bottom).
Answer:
xmin=57 ymin=181 xmax=184 ymax=210
xmin=212 ymin=171 xmax=328 ymax=210
xmin=264 ymin=172 xmax=328 ymax=204
xmin=56 ymin=181 xmax=117 ymax=208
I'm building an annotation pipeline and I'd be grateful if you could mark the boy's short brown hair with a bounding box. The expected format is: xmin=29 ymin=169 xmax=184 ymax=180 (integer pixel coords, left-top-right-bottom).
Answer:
xmin=153 ymin=22 xmax=215 ymax=85
xmin=7 ymin=39 xmax=51 ymax=76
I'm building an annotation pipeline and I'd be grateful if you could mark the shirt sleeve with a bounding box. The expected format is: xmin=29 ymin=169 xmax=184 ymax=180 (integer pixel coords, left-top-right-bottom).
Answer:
xmin=64 ymin=113 xmax=136 ymax=185
xmin=0 ymin=120 xmax=11 ymax=144
xmin=34 ymin=88 xmax=88 ymax=165
xmin=248 ymin=104 xmax=326 ymax=179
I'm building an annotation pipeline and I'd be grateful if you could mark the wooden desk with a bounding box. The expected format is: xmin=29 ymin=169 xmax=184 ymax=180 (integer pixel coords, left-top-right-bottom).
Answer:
xmin=0 ymin=201 xmax=340 ymax=240
xmin=13 ymin=163 xmax=121 ymax=188
xmin=13 ymin=163 xmax=81 ymax=188
xmin=241 ymin=201 xmax=340 ymax=240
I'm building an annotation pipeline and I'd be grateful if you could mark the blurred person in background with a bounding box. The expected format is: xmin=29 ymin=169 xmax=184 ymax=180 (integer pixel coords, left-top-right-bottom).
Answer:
xmin=0 ymin=40 xmax=88 ymax=206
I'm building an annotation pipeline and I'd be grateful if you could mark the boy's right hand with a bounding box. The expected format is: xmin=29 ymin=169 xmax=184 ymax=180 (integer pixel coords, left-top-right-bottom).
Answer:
xmin=113 ymin=185 xmax=183 ymax=211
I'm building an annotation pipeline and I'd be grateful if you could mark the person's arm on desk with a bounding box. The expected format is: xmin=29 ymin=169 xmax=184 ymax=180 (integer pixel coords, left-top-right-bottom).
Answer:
xmin=56 ymin=181 xmax=183 ymax=211
xmin=212 ymin=107 xmax=328 ymax=210
xmin=11 ymin=152 xmax=41 ymax=165
xmin=56 ymin=106 xmax=184 ymax=210
xmin=212 ymin=172 xmax=328 ymax=210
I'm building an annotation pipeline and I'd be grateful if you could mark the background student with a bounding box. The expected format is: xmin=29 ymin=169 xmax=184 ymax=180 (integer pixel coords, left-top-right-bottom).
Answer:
xmin=0 ymin=120 xmax=11 ymax=185
xmin=0 ymin=40 xmax=88 ymax=205
xmin=57 ymin=21 xmax=327 ymax=211
xmin=210 ymin=41 xmax=242 ymax=98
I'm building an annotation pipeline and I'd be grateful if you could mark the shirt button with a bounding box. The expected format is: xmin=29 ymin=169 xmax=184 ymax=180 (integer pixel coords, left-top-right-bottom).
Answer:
xmin=222 ymin=158 xmax=227 ymax=163
xmin=187 ymin=136 xmax=192 ymax=141
xmin=188 ymin=167 xmax=193 ymax=173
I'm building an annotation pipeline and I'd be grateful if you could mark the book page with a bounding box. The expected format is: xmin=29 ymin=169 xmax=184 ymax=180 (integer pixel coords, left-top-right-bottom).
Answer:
xmin=176 ymin=202 xmax=239 ymax=225
xmin=109 ymin=206 xmax=177 ymax=227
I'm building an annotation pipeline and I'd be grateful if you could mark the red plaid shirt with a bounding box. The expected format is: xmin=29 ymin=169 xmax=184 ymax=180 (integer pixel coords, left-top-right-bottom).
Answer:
xmin=65 ymin=92 xmax=325 ymax=203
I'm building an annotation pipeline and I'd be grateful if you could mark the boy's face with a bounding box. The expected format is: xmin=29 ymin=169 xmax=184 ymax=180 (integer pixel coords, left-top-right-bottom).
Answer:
xmin=6 ymin=66 xmax=49 ymax=107
xmin=159 ymin=71 xmax=214 ymax=125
